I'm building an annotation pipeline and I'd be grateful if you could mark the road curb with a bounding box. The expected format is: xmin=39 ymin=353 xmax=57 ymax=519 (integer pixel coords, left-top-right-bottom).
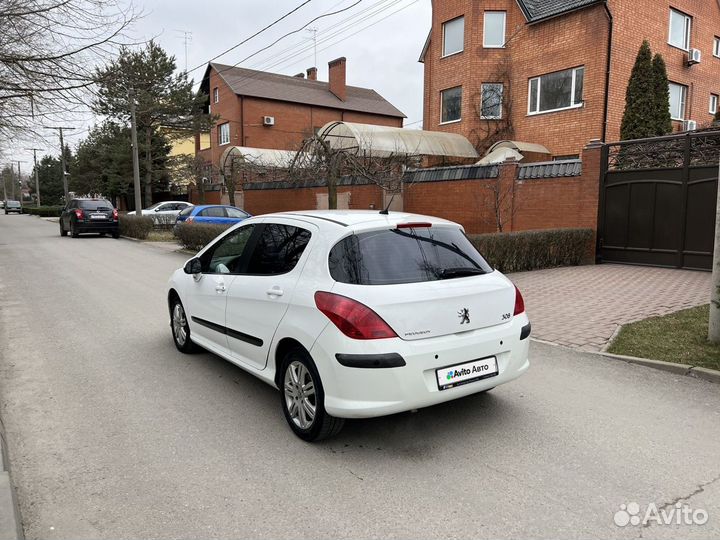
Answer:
xmin=0 ymin=415 xmax=24 ymax=540
xmin=597 ymin=352 xmax=719 ymax=383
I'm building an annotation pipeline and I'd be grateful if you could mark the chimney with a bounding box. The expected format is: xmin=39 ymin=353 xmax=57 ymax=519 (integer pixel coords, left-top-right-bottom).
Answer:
xmin=306 ymin=67 xmax=318 ymax=81
xmin=294 ymin=72 xmax=305 ymax=78
xmin=328 ymin=57 xmax=346 ymax=101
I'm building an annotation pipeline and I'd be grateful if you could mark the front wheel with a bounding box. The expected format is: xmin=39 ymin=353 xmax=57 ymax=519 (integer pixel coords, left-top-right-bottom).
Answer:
xmin=171 ymin=298 xmax=197 ymax=353
xmin=280 ymin=349 xmax=344 ymax=441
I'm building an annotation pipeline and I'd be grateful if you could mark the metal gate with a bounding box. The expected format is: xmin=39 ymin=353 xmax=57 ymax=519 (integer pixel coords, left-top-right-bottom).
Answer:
xmin=598 ymin=131 xmax=720 ymax=271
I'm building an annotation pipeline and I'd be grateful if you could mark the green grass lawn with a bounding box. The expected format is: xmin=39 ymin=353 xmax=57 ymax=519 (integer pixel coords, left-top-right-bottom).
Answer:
xmin=607 ymin=305 xmax=720 ymax=371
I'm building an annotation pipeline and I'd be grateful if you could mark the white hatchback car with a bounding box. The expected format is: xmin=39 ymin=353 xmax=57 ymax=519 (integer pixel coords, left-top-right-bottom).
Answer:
xmin=167 ymin=211 xmax=530 ymax=441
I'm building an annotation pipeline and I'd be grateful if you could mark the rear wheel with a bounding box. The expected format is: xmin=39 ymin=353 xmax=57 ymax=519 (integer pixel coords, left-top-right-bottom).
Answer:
xmin=171 ymin=298 xmax=197 ymax=353
xmin=59 ymin=221 xmax=67 ymax=237
xmin=71 ymin=222 xmax=79 ymax=238
xmin=280 ymin=349 xmax=344 ymax=441
xmin=111 ymin=230 xmax=119 ymax=239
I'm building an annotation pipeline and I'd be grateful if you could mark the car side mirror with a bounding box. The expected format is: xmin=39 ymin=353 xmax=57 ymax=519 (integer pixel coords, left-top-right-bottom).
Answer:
xmin=154 ymin=207 xmax=160 ymax=212
xmin=183 ymin=258 xmax=202 ymax=275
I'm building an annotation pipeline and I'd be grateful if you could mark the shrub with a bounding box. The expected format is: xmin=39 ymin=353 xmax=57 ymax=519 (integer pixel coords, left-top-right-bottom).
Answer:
xmin=22 ymin=206 xmax=63 ymax=217
xmin=468 ymin=228 xmax=594 ymax=274
xmin=175 ymin=222 xmax=231 ymax=252
xmin=119 ymin=214 xmax=154 ymax=240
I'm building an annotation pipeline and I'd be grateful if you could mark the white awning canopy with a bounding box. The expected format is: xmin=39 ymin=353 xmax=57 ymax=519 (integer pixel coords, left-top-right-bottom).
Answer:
xmin=486 ymin=140 xmax=551 ymax=155
xmin=318 ymin=121 xmax=479 ymax=159
xmin=220 ymin=146 xmax=296 ymax=169
xmin=477 ymin=147 xmax=524 ymax=165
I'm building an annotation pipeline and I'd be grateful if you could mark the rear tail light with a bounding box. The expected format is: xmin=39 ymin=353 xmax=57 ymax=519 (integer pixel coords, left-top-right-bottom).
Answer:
xmin=514 ymin=285 xmax=525 ymax=316
xmin=112 ymin=209 xmax=118 ymax=221
xmin=314 ymin=291 xmax=397 ymax=340
xmin=74 ymin=209 xmax=84 ymax=220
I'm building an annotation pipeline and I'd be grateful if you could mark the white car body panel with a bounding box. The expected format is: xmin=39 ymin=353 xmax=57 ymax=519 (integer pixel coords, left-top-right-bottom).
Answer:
xmin=167 ymin=210 xmax=530 ymax=420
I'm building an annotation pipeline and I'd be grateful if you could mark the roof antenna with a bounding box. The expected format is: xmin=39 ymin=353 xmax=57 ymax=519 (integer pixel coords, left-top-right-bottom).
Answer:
xmin=379 ymin=192 xmax=396 ymax=215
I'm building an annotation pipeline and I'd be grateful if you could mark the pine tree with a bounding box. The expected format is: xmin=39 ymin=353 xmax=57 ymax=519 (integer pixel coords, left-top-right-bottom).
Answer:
xmin=620 ymin=41 xmax=655 ymax=140
xmin=651 ymin=53 xmax=672 ymax=136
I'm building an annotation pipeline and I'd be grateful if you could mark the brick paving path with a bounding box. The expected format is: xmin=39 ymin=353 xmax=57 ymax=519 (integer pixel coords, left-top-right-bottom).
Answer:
xmin=509 ymin=264 xmax=711 ymax=351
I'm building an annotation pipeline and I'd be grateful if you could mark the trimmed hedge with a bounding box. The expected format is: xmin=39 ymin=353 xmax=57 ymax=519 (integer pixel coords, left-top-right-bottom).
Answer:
xmin=468 ymin=228 xmax=594 ymax=273
xmin=119 ymin=214 xmax=154 ymax=240
xmin=22 ymin=206 xmax=63 ymax=217
xmin=175 ymin=222 xmax=231 ymax=252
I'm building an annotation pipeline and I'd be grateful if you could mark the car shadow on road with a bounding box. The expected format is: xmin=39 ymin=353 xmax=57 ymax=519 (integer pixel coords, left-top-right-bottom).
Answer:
xmin=177 ymin=343 xmax=528 ymax=457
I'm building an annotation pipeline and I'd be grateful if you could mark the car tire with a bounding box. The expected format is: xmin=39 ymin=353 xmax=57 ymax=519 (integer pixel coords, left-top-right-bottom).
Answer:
xmin=111 ymin=231 xmax=119 ymax=239
xmin=71 ymin=222 xmax=79 ymax=238
xmin=170 ymin=297 xmax=198 ymax=353
xmin=280 ymin=348 xmax=344 ymax=442
xmin=59 ymin=221 xmax=67 ymax=237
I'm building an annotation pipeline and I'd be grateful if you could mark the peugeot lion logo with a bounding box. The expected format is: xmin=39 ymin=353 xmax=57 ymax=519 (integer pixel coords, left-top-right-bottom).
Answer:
xmin=458 ymin=308 xmax=470 ymax=324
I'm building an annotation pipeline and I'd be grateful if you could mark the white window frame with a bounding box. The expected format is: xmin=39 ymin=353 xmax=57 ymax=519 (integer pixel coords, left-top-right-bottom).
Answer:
xmin=441 ymin=16 xmax=464 ymax=57
xmin=668 ymin=82 xmax=688 ymax=121
xmin=213 ymin=87 xmax=219 ymax=103
xmin=483 ymin=11 xmax=506 ymax=48
xmin=527 ymin=67 xmax=585 ymax=115
xmin=218 ymin=122 xmax=230 ymax=145
xmin=440 ymin=86 xmax=462 ymax=125
xmin=714 ymin=37 xmax=720 ymax=57
xmin=480 ymin=83 xmax=503 ymax=119
xmin=668 ymin=8 xmax=691 ymax=51
xmin=710 ymin=94 xmax=718 ymax=115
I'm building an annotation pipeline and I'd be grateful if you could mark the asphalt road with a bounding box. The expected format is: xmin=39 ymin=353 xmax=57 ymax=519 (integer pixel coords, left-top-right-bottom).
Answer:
xmin=1 ymin=213 xmax=719 ymax=540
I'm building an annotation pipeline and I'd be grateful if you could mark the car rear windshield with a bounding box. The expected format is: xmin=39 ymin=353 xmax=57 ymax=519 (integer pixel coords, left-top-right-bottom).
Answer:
xmin=329 ymin=226 xmax=493 ymax=285
xmin=179 ymin=206 xmax=194 ymax=217
xmin=7 ymin=201 xmax=20 ymax=207
xmin=78 ymin=200 xmax=113 ymax=210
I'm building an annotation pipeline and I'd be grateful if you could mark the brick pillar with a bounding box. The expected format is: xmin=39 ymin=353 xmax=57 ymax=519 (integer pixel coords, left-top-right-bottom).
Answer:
xmin=498 ymin=159 xmax=519 ymax=232
xmin=580 ymin=139 xmax=603 ymax=232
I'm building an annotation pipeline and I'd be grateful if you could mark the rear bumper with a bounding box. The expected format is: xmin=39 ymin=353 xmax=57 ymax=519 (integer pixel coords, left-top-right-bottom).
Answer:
xmin=4 ymin=209 xmax=21 ymax=213
xmin=310 ymin=314 xmax=530 ymax=419
xmin=75 ymin=221 xmax=118 ymax=232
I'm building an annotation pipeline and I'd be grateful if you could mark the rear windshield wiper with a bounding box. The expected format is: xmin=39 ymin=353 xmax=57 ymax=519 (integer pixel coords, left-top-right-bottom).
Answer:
xmin=439 ymin=267 xmax=486 ymax=279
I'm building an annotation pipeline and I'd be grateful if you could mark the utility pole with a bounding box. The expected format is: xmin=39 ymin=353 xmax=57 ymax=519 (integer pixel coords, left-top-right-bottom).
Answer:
xmin=46 ymin=126 xmax=75 ymax=202
xmin=2 ymin=168 xmax=7 ymax=202
xmin=129 ymin=88 xmax=143 ymax=216
xmin=306 ymin=27 xmax=318 ymax=69
xmin=15 ymin=161 xmax=23 ymax=205
xmin=26 ymin=148 xmax=42 ymax=206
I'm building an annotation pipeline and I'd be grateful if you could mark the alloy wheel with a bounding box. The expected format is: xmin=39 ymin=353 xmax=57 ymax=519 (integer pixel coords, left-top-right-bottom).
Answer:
xmin=172 ymin=303 xmax=187 ymax=347
xmin=283 ymin=361 xmax=316 ymax=429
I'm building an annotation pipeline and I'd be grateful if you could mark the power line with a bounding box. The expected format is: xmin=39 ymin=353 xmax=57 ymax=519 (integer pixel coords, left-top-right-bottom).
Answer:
xmin=186 ymin=0 xmax=315 ymax=74
xmin=213 ymin=1 xmax=362 ymax=77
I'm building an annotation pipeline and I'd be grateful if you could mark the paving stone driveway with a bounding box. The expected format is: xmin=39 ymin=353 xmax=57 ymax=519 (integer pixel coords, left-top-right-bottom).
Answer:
xmin=509 ymin=264 xmax=711 ymax=351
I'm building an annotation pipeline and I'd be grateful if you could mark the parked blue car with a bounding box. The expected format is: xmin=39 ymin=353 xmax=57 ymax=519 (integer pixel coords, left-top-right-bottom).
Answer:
xmin=175 ymin=205 xmax=251 ymax=229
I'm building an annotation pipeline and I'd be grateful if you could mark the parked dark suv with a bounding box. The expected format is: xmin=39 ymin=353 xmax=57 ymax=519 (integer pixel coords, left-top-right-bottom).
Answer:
xmin=60 ymin=198 xmax=119 ymax=238
xmin=4 ymin=200 xmax=21 ymax=214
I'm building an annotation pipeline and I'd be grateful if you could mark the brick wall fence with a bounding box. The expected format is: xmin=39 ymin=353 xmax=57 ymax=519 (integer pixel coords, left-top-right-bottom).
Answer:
xmin=202 ymin=140 xmax=602 ymax=236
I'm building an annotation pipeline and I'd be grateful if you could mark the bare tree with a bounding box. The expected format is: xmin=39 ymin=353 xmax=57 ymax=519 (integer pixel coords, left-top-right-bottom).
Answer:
xmin=474 ymin=175 xmax=518 ymax=233
xmin=469 ymin=55 xmax=514 ymax=156
xmin=0 ymin=0 xmax=140 ymax=141
xmin=287 ymin=135 xmax=419 ymax=210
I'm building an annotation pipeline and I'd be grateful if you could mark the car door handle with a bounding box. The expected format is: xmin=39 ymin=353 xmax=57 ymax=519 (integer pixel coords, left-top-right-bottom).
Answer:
xmin=266 ymin=287 xmax=284 ymax=297
xmin=215 ymin=284 xmax=226 ymax=293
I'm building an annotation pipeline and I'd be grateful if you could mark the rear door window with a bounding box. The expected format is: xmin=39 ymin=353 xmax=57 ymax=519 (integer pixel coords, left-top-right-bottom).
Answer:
xmin=199 ymin=207 xmax=225 ymax=218
xmin=329 ymin=226 xmax=492 ymax=285
xmin=225 ymin=207 xmax=249 ymax=219
xmin=246 ymin=224 xmax=312 ymax=275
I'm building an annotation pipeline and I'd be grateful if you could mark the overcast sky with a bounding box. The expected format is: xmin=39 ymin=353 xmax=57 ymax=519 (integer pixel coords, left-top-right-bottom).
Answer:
xmin=12 ymin=0 xmax=431 ymax=169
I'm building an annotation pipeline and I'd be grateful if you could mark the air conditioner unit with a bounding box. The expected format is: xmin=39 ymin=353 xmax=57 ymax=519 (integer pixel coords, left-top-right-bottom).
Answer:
xmin=263 ymin=116 xmax=275 ymax=126
xmin=687 ymin=48 xmax=702 ymax=65
xmin=683 ymin=119 xmax=698 ymax=131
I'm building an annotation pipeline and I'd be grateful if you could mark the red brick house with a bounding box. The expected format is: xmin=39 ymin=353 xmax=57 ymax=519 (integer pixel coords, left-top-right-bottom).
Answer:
xmin=197 ymin=58 xmax=406 ymax=171
xmin=421 ymin=0 xmax=720 ymax=158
